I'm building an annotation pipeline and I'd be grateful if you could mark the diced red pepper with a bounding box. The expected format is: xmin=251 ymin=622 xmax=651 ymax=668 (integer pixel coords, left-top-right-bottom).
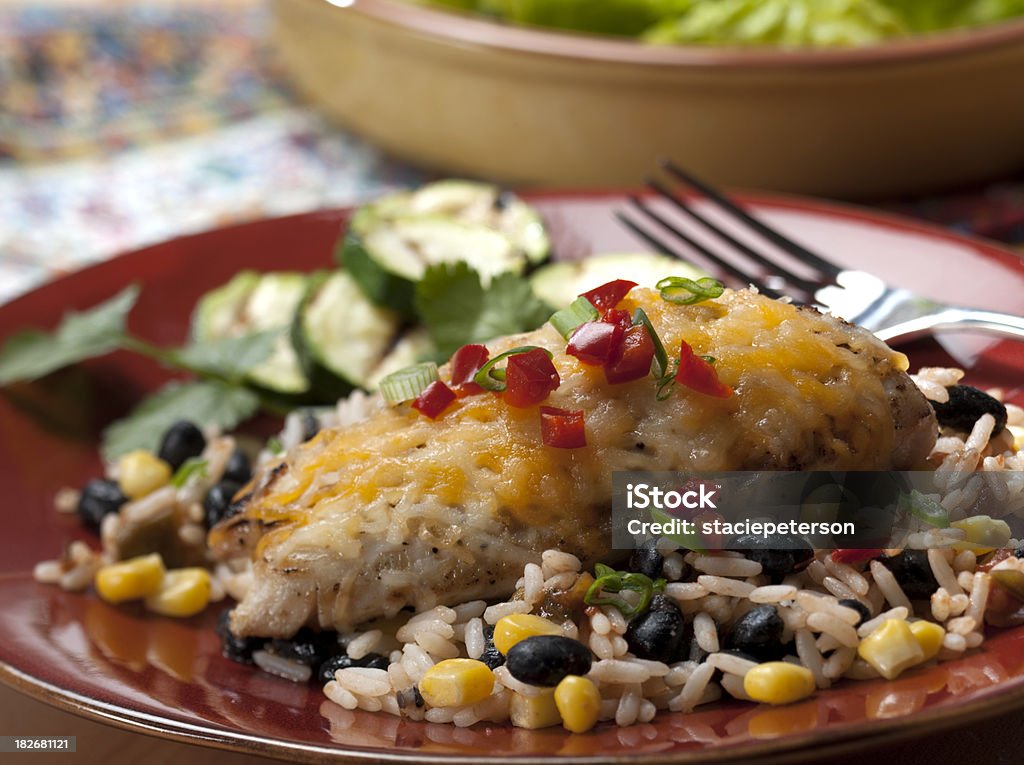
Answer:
xmin=412 ymin=380 xmax=457 ymax=419
xmin=581 ymin=280 xmax=638 ymax=314
xmin=540 ymin=406 xmax=586 ymax=448
xmin=449 ymin=343 xmax=489 ymax=396
xmin=604 ymin=325 xmax=655 ymax=385
xmin=567 ymin=321 xmax=623 ymax=366
xmin=601 ymin=309 xmax=633 ymax=333
xmin=831 ymin=549 xmax=884 ymax=565
xmin=675 ymin=340 xmax=733 ymax=398
xmin=504 ymin=349 xmax=560 ymax=408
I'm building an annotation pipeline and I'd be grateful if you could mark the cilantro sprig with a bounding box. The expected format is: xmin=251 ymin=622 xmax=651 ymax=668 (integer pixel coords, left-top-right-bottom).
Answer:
xmin=414 ymin=262 xmax=552 ymax=357
xmin=0 ymin=285 xmax=279 ymax=459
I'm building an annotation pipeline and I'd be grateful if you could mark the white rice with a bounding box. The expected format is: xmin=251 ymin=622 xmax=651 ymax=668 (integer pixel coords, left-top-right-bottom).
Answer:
xmin=749 ymin=584 xmax=797 ymax=603
xmin=692 ymin=556 xmax=762 ymax=578
xmin=692 ymin=612 xmax=719 ymax=653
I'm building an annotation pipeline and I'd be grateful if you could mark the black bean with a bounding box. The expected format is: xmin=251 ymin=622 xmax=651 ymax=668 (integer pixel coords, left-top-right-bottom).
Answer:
xmin=478 ymin=622 xmax=505 ymax=668
xmin=269 ymin=627 xmax=342 ymax=668
xmin=878 ymin=550 xmax=938 ymax=600
xmin=932 ymin=385 xmax=1007 ymax=436
xmin=359 ymin=652 xmax=390 ymax=671
xmin=732 ymin=533 xmax=814 ymax=583
xmin=629 ymin=539 xmax=664 ymax=580
xmin=505 ymin=635 xmax=591 ymax=686
xmin=838 ymin=598 xmax=871 ymax=627
xmin=626 ymin=601 xmax=687 ymax=663
xmin=216 ymin=610 xmax=264 ymax=664
xmin=223 ymin=448 xmax=252 ymax=485
xmin=157 ymin=420 xmax=207 ymax=471
xmin=76 ymin=478 xmax=127 ymax=531
xmin=301 ymin=410 xmax=320 ymax=442
xmin=203 ymin=480 xmax=244 ymax=528
xmin=317 ymin=651 xmax=389 ymax=684
xmin=727 ymin=605 xmax=786 ymax=662
xmin=318 ymin=653 xmax=356 ymax=683
xmin=648 ymin=594 xmax=679 ymax=614
xmin=1015 ymin=544 xmax=1024 ymax=560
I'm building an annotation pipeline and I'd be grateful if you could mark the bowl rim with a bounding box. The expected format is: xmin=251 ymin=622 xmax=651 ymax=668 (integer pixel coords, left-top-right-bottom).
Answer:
xmin=318 ymin=0 xmax=1024 ymax=68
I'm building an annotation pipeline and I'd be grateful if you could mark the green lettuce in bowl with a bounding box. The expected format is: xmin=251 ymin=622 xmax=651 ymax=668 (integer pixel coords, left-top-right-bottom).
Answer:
xmin=410 ymin=0 xmax=1024 ymax=47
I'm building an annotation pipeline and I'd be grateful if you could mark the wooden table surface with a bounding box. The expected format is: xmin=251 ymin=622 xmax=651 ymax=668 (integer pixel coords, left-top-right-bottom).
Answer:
xmin=2 ymin=680 xmax=1021 ymax=765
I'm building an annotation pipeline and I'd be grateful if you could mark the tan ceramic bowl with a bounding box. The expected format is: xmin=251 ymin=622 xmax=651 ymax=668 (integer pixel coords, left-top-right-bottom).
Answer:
xmin=272 ymin=0 xmax=1024 ymax=198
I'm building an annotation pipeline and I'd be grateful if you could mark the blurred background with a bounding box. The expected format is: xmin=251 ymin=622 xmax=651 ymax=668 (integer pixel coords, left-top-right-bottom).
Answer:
xmin=1 ymin=0 xmax=1023 ymax=304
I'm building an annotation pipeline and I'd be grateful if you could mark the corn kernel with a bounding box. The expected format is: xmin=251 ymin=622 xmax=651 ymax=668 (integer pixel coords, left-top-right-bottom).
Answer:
xmin=743 ymin=662 xmax=816 ymax=706
xmin=418 ymin=659 xmax=494 ymax=708
xmin=1009 ymin=425 xmax=1024 ymax=453
xmin=554 ymin=675 xmax=601 ymax=734
xmin=951 ymin=516 xmax=1011 ymax=553
xmin=145 ymin=568 xmax=212 ymax=618
xmin=95 ymin=553 xmax=165 ymax=604
xmin=858 ymin=618 xmax=925 ymax=680
xmin=510 ymin=690 xmax=561 ymax=729
xmin=118 ymin=450 xmax=172 ymax=500
xmin=908 ymin=620 xmax=945 ymax=662
xmin=493 ymin=613 xmax=563 ymax=655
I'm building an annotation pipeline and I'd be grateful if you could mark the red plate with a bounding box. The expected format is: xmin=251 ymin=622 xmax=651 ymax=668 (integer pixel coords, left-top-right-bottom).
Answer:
xmin=1 ymin=191 xmax=1023 ymax=764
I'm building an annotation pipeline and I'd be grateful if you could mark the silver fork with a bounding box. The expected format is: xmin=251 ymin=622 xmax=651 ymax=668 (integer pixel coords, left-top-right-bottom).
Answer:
xmin=617 ymin=161 xmax=1024 ymax=345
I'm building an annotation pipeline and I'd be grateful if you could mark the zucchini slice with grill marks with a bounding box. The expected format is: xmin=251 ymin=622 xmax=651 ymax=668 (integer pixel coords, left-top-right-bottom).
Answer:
xmin=192 ymin=271 xmax=311 ymax=397
xmin=292 ymin=271 xmax=403 ymax=397
xmin=529 ymin=252 xmax=705 ymax=309
xmin=338 ymin=180 xmax=550 ymax=316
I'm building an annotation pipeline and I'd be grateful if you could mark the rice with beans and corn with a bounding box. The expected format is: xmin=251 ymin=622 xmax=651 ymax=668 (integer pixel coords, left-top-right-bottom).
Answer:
xmin=245 ymin=371 xmax=1024 ymax=730
xmin=34 ymin=286 xmax=1024 ymax=734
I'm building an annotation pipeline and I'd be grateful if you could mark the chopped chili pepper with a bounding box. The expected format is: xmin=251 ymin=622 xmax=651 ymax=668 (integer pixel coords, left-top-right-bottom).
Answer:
xmin=675 ymin=340 xmax=733 ymax=398
xmin=504 ymin=348 xmax=560 ymax=408
xmin=604 ymin=325 xmax=655 ymax=385
xmin=602 ymin=309 xmax=633 ymax=333
xmin=831 ymin=549 xmax=884 ymax=565
xmin=449 ymin=343 xmax=489 ymax=396
xmin=411 ymin=380 xmax=457 ymax=419
xmin=581 ymin=279 xmax=637 ymax=314
xmin=567 ymin=321 xmax=623 ymax=366
xmin=540 ymin=406 xmax=586 ymax=448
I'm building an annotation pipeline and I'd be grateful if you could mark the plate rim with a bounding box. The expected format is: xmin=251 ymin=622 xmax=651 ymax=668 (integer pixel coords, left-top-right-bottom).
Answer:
xmin=2 ymin=188 xmax=1024 ymax=764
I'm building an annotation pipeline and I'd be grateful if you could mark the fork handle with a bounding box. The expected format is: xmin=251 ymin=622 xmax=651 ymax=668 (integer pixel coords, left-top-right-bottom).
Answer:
xmin=874 ymin=307 xmax=1024 ymax=344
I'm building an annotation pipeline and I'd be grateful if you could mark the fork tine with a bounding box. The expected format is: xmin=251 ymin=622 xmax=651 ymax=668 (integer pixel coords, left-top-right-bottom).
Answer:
xmin=661 ymin=160 xmax=842 ymax=278
xmin=646 ymin=177 xmax=821 ymax=296
xmin=618 ymin=199 xmax=783 ymax=300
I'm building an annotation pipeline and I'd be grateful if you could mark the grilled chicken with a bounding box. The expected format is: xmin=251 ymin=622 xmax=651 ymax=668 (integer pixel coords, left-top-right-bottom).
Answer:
xmin=210 ymin=287 xmax=936 ymax=637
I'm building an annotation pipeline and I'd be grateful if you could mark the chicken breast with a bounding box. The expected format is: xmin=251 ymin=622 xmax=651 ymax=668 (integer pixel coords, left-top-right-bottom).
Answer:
xmin=211 ymin=287 xmax=936 ymax=637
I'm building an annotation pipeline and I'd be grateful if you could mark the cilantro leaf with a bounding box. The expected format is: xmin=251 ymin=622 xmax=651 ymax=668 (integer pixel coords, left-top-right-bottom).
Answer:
xmin=102 ymin=380 xmax=260 ymax=460
xmin=164 ymin=329 xmax=281 ymax=382
xmin=414 ymin=263 xmax=552 ymax=356
xmin=0 ymin=285 xmax=139 ymax=385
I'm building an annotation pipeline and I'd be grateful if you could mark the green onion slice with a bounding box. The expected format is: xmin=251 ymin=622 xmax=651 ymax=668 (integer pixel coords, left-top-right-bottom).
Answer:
xmin=655 ymin=359 xmax=679 ymax=402
xmin=379 ymin=362 xmax=439 ymax=404
xmin=903 ymin=490 xmax=950 ymax=528
xmin=266 ymin=436 xmax=284 ymax=455
xmin=584 ymin=565 xmax=666 ymax=618
xmin=473 ymin=345 xmax=552 ymax=392
xmin=170 ymin=457 xmax=208 ymax=489
xmin=657 ymin=276 xmax=725 ymax=306
xmin=549 ymin=296 xmax=599 ymax=339
xmin=632 ymin=308 xmax=669 ymax=379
